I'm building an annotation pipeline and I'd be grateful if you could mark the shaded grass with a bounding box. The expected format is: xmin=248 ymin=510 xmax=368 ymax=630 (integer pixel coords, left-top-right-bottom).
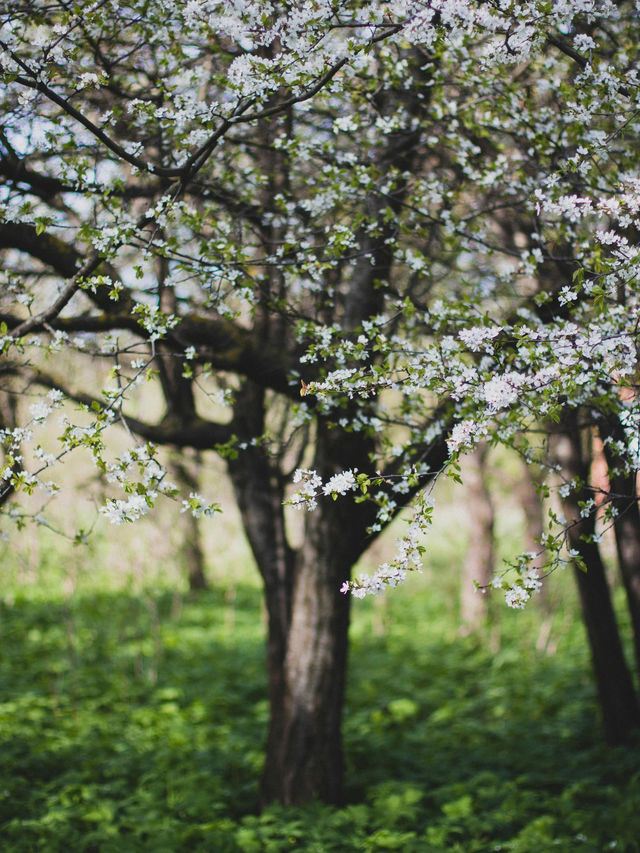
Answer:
xmin=1 ymin=575 xmax=640 ymax=851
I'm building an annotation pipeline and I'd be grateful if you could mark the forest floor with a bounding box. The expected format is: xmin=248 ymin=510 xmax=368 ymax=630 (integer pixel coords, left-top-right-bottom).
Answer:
xmin=1 ymin=556 xmax=640 ymax=851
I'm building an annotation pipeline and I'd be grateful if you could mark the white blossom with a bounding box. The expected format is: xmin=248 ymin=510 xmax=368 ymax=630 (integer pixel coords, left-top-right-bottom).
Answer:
xmin=180 ymin=492 xmax=219 ymax=518
xmin=322 ymin=470 xmax=357 ymax=496
xmin=100 ymin=495 xmax=150 ymax=524
xmin=458 ymin=325 xmax=501 ymax=351
xmin=482 ymin=373 xmax=525 ymax=411
xmin=28 ymin=401 xmax=52 ymax=423
xmin=291 ymin=469 xmax=323 ymax=511
xmin=505 ymin=586 xmax=531 ymax=609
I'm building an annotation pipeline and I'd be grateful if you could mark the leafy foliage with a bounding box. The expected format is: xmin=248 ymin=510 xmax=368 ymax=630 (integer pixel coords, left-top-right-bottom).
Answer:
xmin=1 ymin=560 xmax=639 ymax=851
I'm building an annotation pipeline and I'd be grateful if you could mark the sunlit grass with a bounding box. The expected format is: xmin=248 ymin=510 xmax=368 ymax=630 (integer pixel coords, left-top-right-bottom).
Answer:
xmin=1 ymin=523 xmax=639 ymax=851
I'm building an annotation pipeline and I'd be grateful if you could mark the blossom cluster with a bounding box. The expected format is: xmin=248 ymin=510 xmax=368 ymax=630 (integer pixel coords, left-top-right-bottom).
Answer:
xmin=341 ymin=494 xmax=434 ymax=598
xmin=492 ymin=566 xmax=544 ymax=610
xmin=290 ymin=468 xmax=358 ymax=510
xmin=180 ymin=492 xmax=221 ymax=519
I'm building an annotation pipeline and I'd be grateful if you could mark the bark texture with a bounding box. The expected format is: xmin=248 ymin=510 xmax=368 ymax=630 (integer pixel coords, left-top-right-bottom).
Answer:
xmin=230 ymin=417 xmax=377 ymax=805
xmin=226 ymin=382 xmax=444 ymax=805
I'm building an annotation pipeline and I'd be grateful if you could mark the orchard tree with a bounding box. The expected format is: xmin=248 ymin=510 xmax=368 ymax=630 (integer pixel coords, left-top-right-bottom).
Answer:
xmin=2 ymin=0 xmax=640 ymax=806
xmin=0 ymin=0 xmax=452 ymax=806
xmin=302 ymin=0 xmax=640 ymax=742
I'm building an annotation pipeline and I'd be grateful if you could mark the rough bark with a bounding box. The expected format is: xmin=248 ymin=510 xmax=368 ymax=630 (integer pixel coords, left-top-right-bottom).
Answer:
xmin=265 ymin=422 xmax=378 ymax=805
xmin=272 ymin=503 xmax=354 ymax=804
xmin=460 ymin=441 xmax=494 ymax=630
xmin=227 ymin=469 xmax=348 ymax=804
xmin=226 ymin=371 xmax=388 ymax=805
xmin=551 ymin=416 xmax=640 ymax=744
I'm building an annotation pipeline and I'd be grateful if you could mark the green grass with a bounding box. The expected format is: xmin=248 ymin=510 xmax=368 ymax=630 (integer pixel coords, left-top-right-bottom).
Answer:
xmin=1 ymin=559 xmax=640 ymax=851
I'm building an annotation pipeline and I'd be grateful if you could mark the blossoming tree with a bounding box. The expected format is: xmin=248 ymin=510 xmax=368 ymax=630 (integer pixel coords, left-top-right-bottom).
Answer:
xmin=2 ymin=0 xmax=640 ymax=804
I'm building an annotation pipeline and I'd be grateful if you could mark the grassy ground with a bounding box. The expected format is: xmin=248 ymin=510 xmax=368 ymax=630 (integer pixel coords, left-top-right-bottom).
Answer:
xmin=2 ymin=539 xmax=640 ymax=853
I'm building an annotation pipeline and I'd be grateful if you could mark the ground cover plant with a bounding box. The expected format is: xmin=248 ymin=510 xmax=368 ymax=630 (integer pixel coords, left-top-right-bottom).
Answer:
xmin=2 ymin=540 xmax=640 ymax=852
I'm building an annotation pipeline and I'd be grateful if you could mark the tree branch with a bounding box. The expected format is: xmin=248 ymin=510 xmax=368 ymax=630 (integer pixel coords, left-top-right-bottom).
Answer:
xmin=9 ymin=250 xmax=103 ymax=339
xmin=20 ymin=366 xmax=235 ymax=450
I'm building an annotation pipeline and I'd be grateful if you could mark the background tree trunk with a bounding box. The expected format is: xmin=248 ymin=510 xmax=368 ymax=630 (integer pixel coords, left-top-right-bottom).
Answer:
xmin=516 ymin=461 xmax=547 ymax=571
xmin=598 ymin=413 xmax=640 ymax=678
xmin=460 ymin=441 xmax=494 ymax=631
xmin=170 ymin=453 xmax=208 ymax=592
xmin=551 ymin=418 xmax=640 ymax=744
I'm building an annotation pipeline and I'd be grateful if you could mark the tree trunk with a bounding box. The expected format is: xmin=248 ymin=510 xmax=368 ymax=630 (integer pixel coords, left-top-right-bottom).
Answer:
xmin=226 ymin=442 xmax=295 ymax=799
xmin=515 ymin=461 xmax=550 ymax=622
xmin=182 ymin=510 xmax=208 ymax=592
xmin=227 ymin=386 xmax=380 ymax=805
xmin=551 ymin=418 xmax=640 ymax=744
xmin=516 ymin=461 xmax=546 ymax=570
xmin=232 ymin=477 xmax=361 ymax=805
xmin=232 ymin=472 xmax=355 ymax=805
xmin=265 ymin=504 xmax=354 ymax=805
xmin=598 ymin=412 xmax=640 ymax=678
xmin=170 ymin=454 xmax=208 ymax=592
xmin=460 ymin=441 xmax=494 ymax=630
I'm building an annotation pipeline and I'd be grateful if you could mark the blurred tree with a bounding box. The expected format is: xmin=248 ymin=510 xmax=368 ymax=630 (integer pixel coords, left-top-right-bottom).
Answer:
xmin=460 ymin=442 xmax=494 ymax=632
xmin=515 ymin=463 xmax=547 ymax=579
xmin=551 ymin=415 xmax=640 ymax=743
xmin=169 ymin=452 xmax=208 ymax=592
